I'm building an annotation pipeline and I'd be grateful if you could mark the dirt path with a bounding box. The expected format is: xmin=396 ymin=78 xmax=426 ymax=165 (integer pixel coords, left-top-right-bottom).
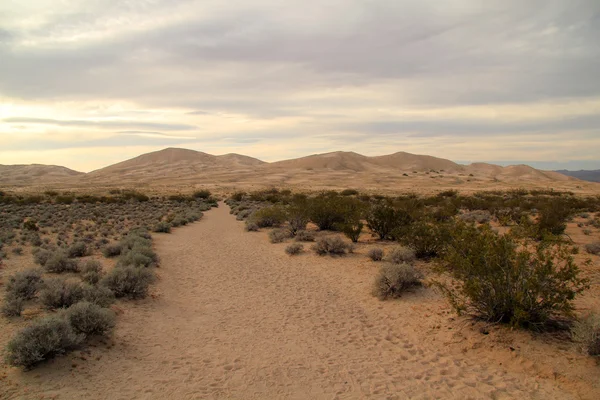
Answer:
xmin=5 ymin=203 xmax=577 ymax=399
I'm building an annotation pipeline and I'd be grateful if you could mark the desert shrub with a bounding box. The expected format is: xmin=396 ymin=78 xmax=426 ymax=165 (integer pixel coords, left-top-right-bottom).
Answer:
xmin=307 ymin=196 xmax=346 ymax=231
xmin=340 ymin=222 xmax=363 ymax=243
xmin=67 ymin=242 xmax=87 ymax=258
xmin=341 ymin=189 xmax=359 ymax=196
xmin=285 ymin=243 xmax=304 ymax=255
xmin=536 ymin=199 xmax=570 ymax=237
xmin=437 ymin=223 xmax=589 ymax=328
xmin=269 ymin=228 xmax=292 ymax=243
xmin=33 ymin=248 xmax=52 ymax=266
xmin=366 ymin=204 xmax=412 ymax=240
xmin=249 ymin=206 xmax=287 ymax=228
xmin=459 ymin=210 xmax=492 ymax=224
xmin=44 ymin=251 xmax=80 ymax=273
xmin=153 ymin=221 xmax=171 ymax=233
xmin=117 ymin=246 xmax=158 ymax=268
xmin=2 ymin=294 xmax=24 ymax=317
xmin=6 ymin=269 xmax=43 ymax=300
xmin=12 ymin=247 xmax=23 ymax=255
xmin=102 ymin=243 xmax=122 ymax=257
xmin=585 ymin=243 xmax=600 ymax=255
xmin=82 ymin=285 xmax=115 ymax=308
xmin=65 ymin=302 xmax=116 ymax=336
xmin=101 ymin=266 xmax=154 ymax=299
xmin=295 ymin=230 xmax=315 ymax=242
xmin=572 ymin=313 xmax=600 ymax=356
xmin=5 ymin=315 xmax=83 ymax=368
xmin=287 ymin=203 xmax=310 ymax=235
xmin=312 ymin=236 xmax=351 ymax=256
xmin=193 ymin=190 xmax=211 ymax=199
xmin=367 ymin=248 xmax=384 ymax=261
xmin=81 ymin=260 xmax=103 ymax=285
xmin=23 ymin=219 xmax=39 ymax=231
xmin=397 ymin=220 xmax=451 ymax=259
xmin=245 ymin=221 xmax=259 ymax=232
xmin=39 ymin=279 xmax=84 ymax=309
xmin=372 ymin=263 xmax=423 ymax=300
xmin=387 ymin=246 xmax=416 ymax=264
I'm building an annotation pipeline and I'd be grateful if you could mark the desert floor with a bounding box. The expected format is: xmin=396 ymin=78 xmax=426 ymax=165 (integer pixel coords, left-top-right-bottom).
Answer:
xmin=2 ymin=203 xmax=599 ymax=399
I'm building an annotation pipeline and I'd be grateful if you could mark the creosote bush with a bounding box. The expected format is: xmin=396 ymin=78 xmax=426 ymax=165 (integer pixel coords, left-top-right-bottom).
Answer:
xmin=44 ymin=251 xmax=80 ymax=273
xmin=5 ymin=315 xmax=83 ymax=369
xmin=269 ymin=228 xmax=292 ymax=243
xmin=102 ymin=243 xmax=122 ymax=258
xmin=387 ymin=246 xmax=416 ymax=264
xmin=153 ymin=221 xmax=172 ymax=233
xmin=372 ymin=263 xmax=423 ymax=300
xmin=312 ymin=236 xmax=351 ymax=256
xmin=65 ymin=302 xmax=116 ymax=336
xmin=245 ymin=221 xmax=259 ymax=232
xmin=39 ymin=278 xmax=84 ymax=309
xmin=436 ymin=223 xmax=589 ymax=328
xmin=67 ymin=241 xmax=87 ymax=258
xmin=249 ymin=206 xmax=287 ymax=228
xmin=367 ymin=248 xmax=384 ymax=261
xmin=285 ymin=243 xmax=304 ymax=255
xmin=6 ymin=269 xmax=43 ymax=300
xmin=295 ymin=230 xmax=315 ymax=242
xmin=101 ymin=266 xmax=154 ymax=299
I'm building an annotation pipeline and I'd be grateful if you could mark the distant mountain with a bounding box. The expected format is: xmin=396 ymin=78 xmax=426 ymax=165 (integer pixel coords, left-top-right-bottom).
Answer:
xmin=555 ymin=170 xmax=600 ymax=183
xmin=0 ymin=164 xmax=83 ymax=186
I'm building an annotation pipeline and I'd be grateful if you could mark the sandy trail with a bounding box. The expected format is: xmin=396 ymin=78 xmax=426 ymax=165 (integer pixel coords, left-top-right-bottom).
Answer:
xmin=5 ymin=203 xmax=575 ymax=399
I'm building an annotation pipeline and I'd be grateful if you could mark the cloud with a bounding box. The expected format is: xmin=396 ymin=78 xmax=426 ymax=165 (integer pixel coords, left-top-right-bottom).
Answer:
xmin=3 ymin=117 xmax=196 ymax=131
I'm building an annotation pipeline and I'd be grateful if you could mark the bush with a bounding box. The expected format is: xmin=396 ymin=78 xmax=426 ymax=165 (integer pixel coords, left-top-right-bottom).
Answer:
xmin=312 ymin=236 xmax=351 ymax=256
xmin=81 ymin=260 xmax=103 ymax=285
xmin=287 ymin=203 xmax=310 ymax=235
xmin=340 ymin=222 xmax=363 ymax=243
xmin=5 ymin=315 xmax=83 ymax=369
xmin=437 ymin=223 xmax=589 ymax=328
xmin=572 ymin=313 xmax=600 ymax=356
xmin=117 ymin=246 xmax=158 ymax=268
xmin=153 ymin=221 xmax=172 ymax=233
xmin=82 ymin=285 xmax=115 ymax=308
xmin=6 ymin=269 xmax=43 ymax=300
xmin=367 ymin=248 xmax=384 ymax=261
xmin=102 ymin=243 xmax=122 ymax=257
xmin=101 ymin=266 xmax=154 ymax=299
xmin=33 ymin=248 xmax=52 ymax=266
xmin=372 ymin=263 xmax=423 ymax=300
xmin=295 ymin=230 xmax=315 ymax=242
xmin=285 ymin=243 xmax=304 ymax=255
xmin=537 ymin=199 xmax=570 ymax=237
xmin=65 ymin=302 xmax=116 ymax=336
xmin=2 ymin=294 xmax=24 ymax=317
xmin=44 ymin=252 xmax=80 ymax=273
xmin=341 ymin=189 xmax=359 ymax=196
xmin=193 ymin=190 xmax=211 ymax=199
xmin=245 ymin=221 xmax=259 ymax=232
xmin=459 ymin=210 xmax=492 ymax=224
xmin=397 ymin=220 xmax=451 ymax=259
xmin=308 ymin=196 xmax=362 ymax=231
xmin=366 ymin=204 xmax=412 ymax=240
xmin=249 ymin=206 xmax=287 ymax=228
xmin=387 ymin=246 xmax=416 ymax=264
xmin=67 ymin=242 xmax=87 ymax=258
xmin=39 ymin=279 xmax=84 ymax=309
xmin=269 ymin=228 xmax=292 ymax=243
xmin=585 ymin=243 xmax=600 ymax=255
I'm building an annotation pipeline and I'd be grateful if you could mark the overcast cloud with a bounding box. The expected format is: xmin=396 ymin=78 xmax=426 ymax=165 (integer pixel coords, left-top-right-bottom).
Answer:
xmin=0 ymin=0 xmax=599 ymax=171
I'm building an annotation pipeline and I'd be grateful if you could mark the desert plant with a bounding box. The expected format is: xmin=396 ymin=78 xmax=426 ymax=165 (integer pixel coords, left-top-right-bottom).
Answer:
xmin=437 ymin=223 xmax=589 ymax=328
xmin=585 ymin=242 xmax=600 ymax=255
xmin=65 ymin=302 xmax=116 ymax=336
xmin=101 ymin=266 xmax=154 ymax=299
xmin=372 ymin=263 xmax=423 ymax=300
xmin=153 ymin=221 xmax=171 ymax=233
xmin=285 ymin=243 xmax=304 ymax=255
xmin=245 ymin=221 xmax=259 ymax=232
xmin=387 ymin=246 xmax=416 ymax=264
xmin=33 ymin=248 xmax=52 ymax=266
xmin=459 ymin=210 xmax=492 ymax=224
xmin=5 ymin=315 xmax=83 ymax=368
xmin=249 ymin=206 xmax=287 ymax=228
xmin=269 ymin=228 xmax=292 ymax=243
xmin=67 ymin=242 xmax=87 ymax=258
xmin=367 ymin=248 xmax=384 ymax=261
xmin=307 ymin=196 xmax=348 ymax=231
xmin=295 ymin=230 xmax=315 ymax=242
xmin=81 ymin=260 xmax=103 ymax=285
xmin=5 ymin=269 xmax=43 ymax=300
xmin=81 ymin=285 xmax=115 ymax=307
xmin=366 ymin=204 xmax=412 ymax=240
xmin=312 ymin=236 xmax=351 ymax=256
xmin=44 ymin=251 xmax=80 ymax=273
xmin=572 ymin=313 xmax=600 ymax=356
xmin=287 ymin=203 xmax=310 ymax=235
xmin=397 ymin=220 xmax=451 ymax=259
xmin=536 ymin=199 xmax=570 ymax=238
xmin=39 ymin=278 xmax=84 ymax=309
xmin=2 ymin=294 xmax=24 ymax=317
xmin=340 ymin=222 xmax=363 ymax=243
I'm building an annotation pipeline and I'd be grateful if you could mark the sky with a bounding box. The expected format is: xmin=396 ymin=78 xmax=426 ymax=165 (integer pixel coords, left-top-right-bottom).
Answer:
xmin=1 ymin=0 xmax=599 ymax=172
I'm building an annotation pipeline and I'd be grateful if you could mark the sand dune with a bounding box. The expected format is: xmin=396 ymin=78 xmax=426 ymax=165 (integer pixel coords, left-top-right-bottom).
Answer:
xmin=3 ymin=203 xmax=586 ymax=399
xmin=0 ymin=164 xmax=83 ymax=186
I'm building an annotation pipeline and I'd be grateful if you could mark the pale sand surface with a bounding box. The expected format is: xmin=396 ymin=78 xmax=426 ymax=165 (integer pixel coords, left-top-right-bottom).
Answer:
xmin=1 ymin=204 xmax=585 ymax=399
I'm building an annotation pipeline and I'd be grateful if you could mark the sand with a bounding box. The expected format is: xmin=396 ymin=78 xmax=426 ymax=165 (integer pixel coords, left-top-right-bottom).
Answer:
xmin=2 ymin=203 xmax=595 ymax=399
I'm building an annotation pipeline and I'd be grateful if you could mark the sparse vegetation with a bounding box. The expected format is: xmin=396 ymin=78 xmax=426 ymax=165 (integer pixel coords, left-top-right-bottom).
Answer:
xmin=572 ymin=313 xmax=600 ymax=356
xmin=386 ymin=246 xmax=416 ymax=264
xmin=285 ymin=243 xmax=304 ymax=255
xmin=367 ymin=248 xmax=384 ymax=261
xmin=101 ymin=266 xmax=155 ymax=299
xmin=312 ymin=236 xmax=351 ymax=256
xmin=64 ymin=302 xmax=116 ymax=337
xmin=372 ymin=263 xmax=423 ymax=300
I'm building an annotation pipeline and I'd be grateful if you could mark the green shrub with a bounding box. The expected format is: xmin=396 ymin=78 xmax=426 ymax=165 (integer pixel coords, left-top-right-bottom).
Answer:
xmin=6 ymin=269 xmax=43 ymax=300
xmin=33 ymin=248 xmax=52 ymax=266
xmin=153 ymin=221 xmax=171 ymax=233
xmin=287 ymin=203 xmax=310 ymax=235
xmin=312 ymin=236 xmax=351 ymax=256
xmin=23 ymin=220 xmax=39 ymax=231
xmin=372 ymin=263 xmax=423 ymax=300
xmin=285 ymin=243 xmax=304 ymax=255
xmin=308 ymin=196 xmax=363 ymax=231
xmin=340 ymin=222 xmax=363 ymax=243
xmin=269 ymin=228 xmax=291 ymax=243
xmin=366 ymin=204 xmax=412 ymax=240
xmin=397 ymin=220 xmax=451 ymax=259
xmin=437 ymin=223 xmax=589 ymax=328
xmin=341 ymin=189 xmax=359 ymax=196
xmin=81 ymin=260 xmax=103 ymax=285
xmin=386 ymin=246 xmax=416 ymax=264
xmin=44 ymin=252 xmax=80 ymax=273
xmin=101 ymin=266 xmax=154 ymax=299
xmin=536 ymin=199 xmax=570 ymax=237
xmin=65 ymin=302 xmax=116 ymax=336
xmin=245 ymin=221 xmax=259 ymax=232
xmin=572 ymin=313 xmax=600 ymax=356
xmin=39 ymin=279 xmax=84 ymax=309
xmin=117 ymin=246 xmax=158 ymax=268
xmin=295 ymin=230 xmax=315 ymax=242
xmin=193 ymin=189 xmax=211 ymax=199
xmin=82 ymin=285 xmax=115 ymax=308
xmin=67 ymin=242 xmax=87 ymax=258
xmin=5 ymin=315 xmax=83 ymax=368
xmin=102 ymin=243 xmax=122 ymax=258
xmin=367 ymin=248 xmax=384 ymax=261
xmin=249 ymin=206 xmax=287 ymax=228
xmin=2 ymin=294 xmax=24 ymax=317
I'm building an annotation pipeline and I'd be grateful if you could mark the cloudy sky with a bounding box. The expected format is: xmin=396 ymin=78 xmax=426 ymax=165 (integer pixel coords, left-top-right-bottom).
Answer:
xmin=1 ymin=0 xmax=599 ymax=172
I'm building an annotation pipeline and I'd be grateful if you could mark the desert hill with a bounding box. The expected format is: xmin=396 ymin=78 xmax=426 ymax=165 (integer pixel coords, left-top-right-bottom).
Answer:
xmin=555 ymin=169 xmax=600 ymax=183
xmin=1 ymin=147 xmax=596 ymax=194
